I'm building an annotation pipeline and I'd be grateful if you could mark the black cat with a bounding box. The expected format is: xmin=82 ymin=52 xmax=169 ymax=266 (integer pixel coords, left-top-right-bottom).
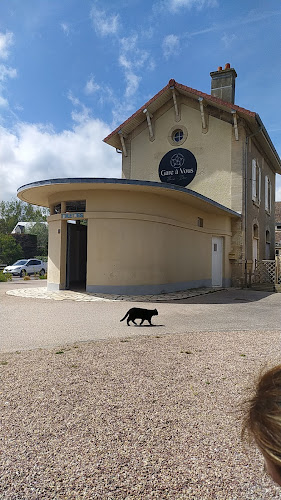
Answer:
xmin=120 ymin=307 xmax=158 ymax=326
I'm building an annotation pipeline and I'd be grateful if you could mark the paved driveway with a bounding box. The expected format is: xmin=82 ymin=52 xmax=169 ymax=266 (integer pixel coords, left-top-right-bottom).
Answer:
xmin=1 ymin=281 xmax=280 ymax=352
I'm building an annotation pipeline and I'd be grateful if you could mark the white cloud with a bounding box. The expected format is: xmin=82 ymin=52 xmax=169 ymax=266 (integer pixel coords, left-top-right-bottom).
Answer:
xmin=154 ymin=0 xmax=218 ymax=13
xmin=0 ymin=32 xmax=14 ymax=60
xmin=221 ymin=33 xmax=237 ymax=48
xmin=119 ymin=53 xmax=131 ymax=71
xmin=0 ymin=118 xmax=122 ymax=201
xmin=0 ymin=95 xmax=8 ymax=107
xmin=90 ymin=7 xmax=120 ymax=36
xmin=184 ymin=9 xmax=281 ymax=39
xmin=0 ymin=64 xmax=17 ymax=82
xmin=124 ymin=72 xmax=141 ymax=98
xmin=119 ymin=35 xmax=150 ymax=69
xmin=162 ymin=34 xmax=180 ymax=59
xmin=0 ymin=32 xmax=17 ymax=111
xmin=84 ymin=76 xmax=100 ymax=95
xmin=67 ymin=91 xmax=93 ymax=123
xmin=169 ymin=0 xmax=218 ymax=11
xmin=67 ymin=91 xmax=81 ymax=107
xmin=60 ymin=22 xmax=71 ymax=36
xmin=118 ymin=34 xmax=153 ymax=98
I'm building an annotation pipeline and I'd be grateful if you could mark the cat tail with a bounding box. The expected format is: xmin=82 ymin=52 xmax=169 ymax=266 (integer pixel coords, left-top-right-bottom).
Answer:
xmin=120 ymin=311 xmax=129 ymax=322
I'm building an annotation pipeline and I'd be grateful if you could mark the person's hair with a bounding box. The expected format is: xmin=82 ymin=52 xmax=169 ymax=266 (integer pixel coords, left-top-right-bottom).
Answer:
xmin=242 ymin=365 xmax=281 ymax=472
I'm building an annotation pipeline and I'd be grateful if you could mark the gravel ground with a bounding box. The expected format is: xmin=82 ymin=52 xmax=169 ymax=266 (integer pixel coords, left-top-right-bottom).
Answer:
xmin=1 ymin=329 xmax=281 ymax=499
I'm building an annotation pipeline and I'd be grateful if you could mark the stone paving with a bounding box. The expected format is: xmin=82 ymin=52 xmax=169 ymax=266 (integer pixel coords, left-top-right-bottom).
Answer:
xmin=6 ymin=286 xmax=223 ymax=302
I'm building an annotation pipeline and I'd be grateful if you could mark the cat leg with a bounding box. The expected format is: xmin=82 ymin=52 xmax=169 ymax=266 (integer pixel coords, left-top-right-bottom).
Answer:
xmin=132 ymin=319 xmax=138 ymax=325
xmin=140 ymin=319 xmax=144 ymax=325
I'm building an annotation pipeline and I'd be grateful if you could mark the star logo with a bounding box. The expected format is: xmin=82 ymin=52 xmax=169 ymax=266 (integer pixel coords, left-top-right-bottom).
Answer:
xmin=170 ymin=153 xmax=185 ymax=168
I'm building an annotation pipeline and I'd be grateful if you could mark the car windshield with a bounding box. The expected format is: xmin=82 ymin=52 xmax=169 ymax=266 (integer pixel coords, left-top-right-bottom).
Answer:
xmin=13 ymin=260 xmax=28 ymax=266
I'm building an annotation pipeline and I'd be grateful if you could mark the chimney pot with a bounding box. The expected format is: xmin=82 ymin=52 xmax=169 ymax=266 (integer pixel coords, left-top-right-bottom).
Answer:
xmin=225 ymin=63 xmax=231 ymax=69
xmin=218 ymin=66 xmax=222 ymax=71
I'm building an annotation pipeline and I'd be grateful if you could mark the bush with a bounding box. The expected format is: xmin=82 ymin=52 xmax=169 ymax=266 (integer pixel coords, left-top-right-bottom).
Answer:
xmin=0 ymin=271 xmax=12 ymax=282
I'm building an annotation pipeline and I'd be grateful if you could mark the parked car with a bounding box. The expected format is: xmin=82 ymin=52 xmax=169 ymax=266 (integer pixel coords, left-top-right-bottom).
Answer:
xmin=3 ymin=259 xmax=47 ymax=277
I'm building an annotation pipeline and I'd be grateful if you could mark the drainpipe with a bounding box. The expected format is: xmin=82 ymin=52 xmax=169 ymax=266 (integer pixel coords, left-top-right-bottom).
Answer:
xmin=244 ymin=126 xmax=262 ymax=287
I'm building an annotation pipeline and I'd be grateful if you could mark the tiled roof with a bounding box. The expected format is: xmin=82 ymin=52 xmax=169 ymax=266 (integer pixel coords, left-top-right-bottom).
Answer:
xmin=103 ymin=79 xmax=256 ymax=143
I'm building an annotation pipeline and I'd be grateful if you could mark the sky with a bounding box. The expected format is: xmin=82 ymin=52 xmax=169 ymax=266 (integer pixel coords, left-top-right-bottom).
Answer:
xmin=0 ymin=0 xmax=281 ymax=203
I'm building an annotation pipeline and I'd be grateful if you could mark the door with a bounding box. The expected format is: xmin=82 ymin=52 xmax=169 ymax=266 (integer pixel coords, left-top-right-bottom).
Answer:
xmin=26 ymin=259 xmax=37 ymax=274
xmin=212 ymin=237 xmax=223 ymax=287
xmin=66 ymin=221 xmax=87 ymax=290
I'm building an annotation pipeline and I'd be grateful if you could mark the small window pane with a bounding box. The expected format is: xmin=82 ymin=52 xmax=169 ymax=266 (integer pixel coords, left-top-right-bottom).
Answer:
xmin=173 ymin=129 xmax=184 ymax=143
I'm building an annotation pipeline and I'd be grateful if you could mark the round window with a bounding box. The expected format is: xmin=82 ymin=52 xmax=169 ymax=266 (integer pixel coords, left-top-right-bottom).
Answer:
xmin=172 ymin=129 xmax=184 ymax=143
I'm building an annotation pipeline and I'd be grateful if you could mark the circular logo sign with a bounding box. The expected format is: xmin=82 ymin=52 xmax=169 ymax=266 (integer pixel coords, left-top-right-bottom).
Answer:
xmin=158 ymin=148 xmax=197 ymax=187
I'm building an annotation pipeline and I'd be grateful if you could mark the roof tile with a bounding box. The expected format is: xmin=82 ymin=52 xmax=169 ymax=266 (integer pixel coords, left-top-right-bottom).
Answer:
xmin=103 ymin=80 xmax=256 ymax=143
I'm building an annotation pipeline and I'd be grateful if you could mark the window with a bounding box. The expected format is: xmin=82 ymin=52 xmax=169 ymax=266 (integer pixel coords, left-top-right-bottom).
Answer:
xmin=168 ymin=125 xmax=188 ymax=146
xmin=252 ymin=223 xmax=259 ymax=271
xmin=253 ymin=224 xmax=259 ymax=239
xmin=172 ymin=129 xmax=184 ymax=143
xmin=265 ymin=230 xmax=271 ymax=259
xmin=65 ymin=200 xmax=86 ymax=212
xmin=252 ymin=159 xmax=261 ymax=204
xmin=197 ymin=217 xmax=204 ymax=227
xmin=265 ymin=175 xmax=272 ymax=213
xmin=54 ymin=203 xmax=61 ymax=214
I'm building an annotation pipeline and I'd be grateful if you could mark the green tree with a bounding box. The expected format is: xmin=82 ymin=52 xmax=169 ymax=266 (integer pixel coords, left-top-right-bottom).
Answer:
xmin=0 ymin=234 xmax=23 ymax=265
xmin=25 ymin=222 xmax=48 ymax=256
xmin=0 ymin=199 xmax=49 ymax=234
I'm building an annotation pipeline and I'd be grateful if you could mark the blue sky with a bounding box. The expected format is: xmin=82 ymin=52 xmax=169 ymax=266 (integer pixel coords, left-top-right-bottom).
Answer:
xmin=0 ymin=0 xmax=281 ymax=201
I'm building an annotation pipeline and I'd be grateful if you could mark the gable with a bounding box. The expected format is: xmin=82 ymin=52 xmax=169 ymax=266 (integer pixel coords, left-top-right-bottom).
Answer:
xmin=128 ymin=100 xmax=233 ymax=208
xmin=104 ymin=79 xmax=281 ymax=175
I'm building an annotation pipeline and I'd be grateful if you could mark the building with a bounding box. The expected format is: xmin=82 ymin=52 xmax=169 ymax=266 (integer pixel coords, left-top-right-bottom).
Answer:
xmin=104 ymin=63 xmax=281 ymax=284
xmin=17 ymin=64 xmax=281 ymax=294
xmin=11 ymin=221 xmax=48 ymax=234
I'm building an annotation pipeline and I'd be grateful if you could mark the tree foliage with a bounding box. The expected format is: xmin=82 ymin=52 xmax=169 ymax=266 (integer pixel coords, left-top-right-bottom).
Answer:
xmin=0 ymin=234 xmax=23 ymax=265
xmin=0 ymin=199 xmax=49 ymax=234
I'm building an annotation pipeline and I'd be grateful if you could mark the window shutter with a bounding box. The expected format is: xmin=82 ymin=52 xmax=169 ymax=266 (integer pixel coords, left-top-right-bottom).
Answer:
xmin=252 ymin=160 xmax=257 ymax=201
xmin=265 ymin=175 xmax=269 ymax=211
xmin=269 ymin=180 xmax=272 ymax=213
xmin=258 ymin=167 xmax=261 ymax=203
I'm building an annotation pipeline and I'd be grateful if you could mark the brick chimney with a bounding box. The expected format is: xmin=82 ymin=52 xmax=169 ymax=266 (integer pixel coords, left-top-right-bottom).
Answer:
xmin=210 ymin=63 xmax=237 ymax=104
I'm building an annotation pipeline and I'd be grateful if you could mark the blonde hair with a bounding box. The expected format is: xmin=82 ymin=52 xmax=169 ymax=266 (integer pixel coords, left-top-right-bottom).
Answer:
xmin=242 ymin=365 xmax=281 ymax=470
